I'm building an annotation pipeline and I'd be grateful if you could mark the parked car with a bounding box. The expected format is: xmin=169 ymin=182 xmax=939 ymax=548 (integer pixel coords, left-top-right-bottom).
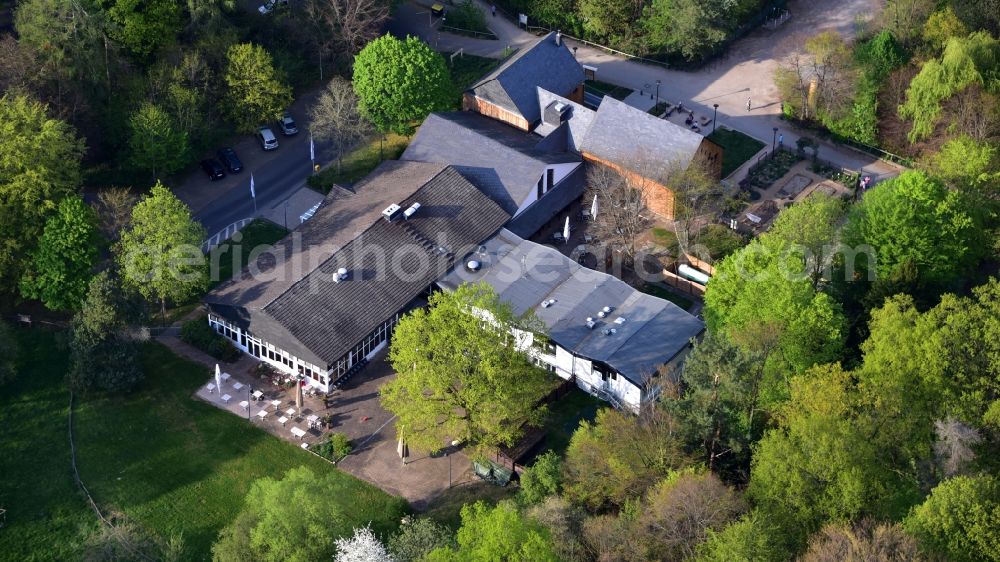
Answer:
xmin=257 ymin=127 xmax=279 ymax=150
xmin=279 ymin=114 xmax=298 ymax=136
xmin=201 ymin=159 xmax=226 ymax=181
xmin=216 ymin=147 xmax=243 ymax=173
xmin=258 ymin=0 xmax=287 ymax=14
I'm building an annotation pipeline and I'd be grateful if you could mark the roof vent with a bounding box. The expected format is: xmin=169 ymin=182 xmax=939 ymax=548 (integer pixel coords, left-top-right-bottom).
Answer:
xmin=614 ymin=317 xmax=626 ymax=325
xmin=466 ymin=260 xmax=481 ymax=271
xmin=555 ymin=30 xmax=562 ymax=46
xmin=541 ymin=299 xmax=556 ymax=308
xmin=603 ymin=306 xmax=612 ymax=313
xmin=603 ymin=328 xmax=617 ymax=336
xmin=333 ymin=268 xmax=348 ymax=282
xmin=403 ymin=202 xmax=421 ymax=219
xmin=597 ymin=310 xmax=606 ymax=318
xmin=543 ymin=100 xmax=571 ymax=126
xmin=382 ymin=203 xmax=402 ymax=222
xmin=585 ymin=317 xmax=596 ymax=329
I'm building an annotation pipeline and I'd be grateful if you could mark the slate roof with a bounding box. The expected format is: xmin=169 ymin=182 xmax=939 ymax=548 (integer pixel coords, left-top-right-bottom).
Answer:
xmin=204 ymin=162 xmax=511 ymax=367
xmin=578 ymin=96 xmax=705 ymax=171
xmin=438 ymin=230 xmax=704 ymax=385
xmin=401 ymin=112 xmax=579 ymax=214
xmin=468 ymin=32 xmax=584 ymax=125
xmin=534 ymin=87 xmax=595 ymax=152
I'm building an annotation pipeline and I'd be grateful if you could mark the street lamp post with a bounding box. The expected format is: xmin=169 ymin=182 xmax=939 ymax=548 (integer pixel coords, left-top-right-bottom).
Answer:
xmin=247 ymin=385 xmax=252 ymax=420
xmin=772 ymin=127 xmax=778 ymax=156
xmin=655 ymin=79 xmax=660 ymax=109
xmin=712 ymin=104 xmax=719 ymax=133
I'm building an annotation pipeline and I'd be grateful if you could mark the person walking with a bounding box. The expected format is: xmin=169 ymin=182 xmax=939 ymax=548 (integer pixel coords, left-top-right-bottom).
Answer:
xmin=778 ymin=133 xmax=784 ymax=148
xmin=491 ymin=4 xmax=496 ymax=16
xmin=747 ymin=97 xmax=752 ymax=111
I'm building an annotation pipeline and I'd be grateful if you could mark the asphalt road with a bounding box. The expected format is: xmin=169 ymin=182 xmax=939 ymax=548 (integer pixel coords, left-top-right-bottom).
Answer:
xmin=173 ymin=89 xmax=331 ymax=237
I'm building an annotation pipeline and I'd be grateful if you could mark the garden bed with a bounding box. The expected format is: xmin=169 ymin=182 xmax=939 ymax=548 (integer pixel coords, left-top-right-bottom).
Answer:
xmin=742 ymin=149 xmax=803 ymax=192
xmin=585 ymin=79 xmax=633 ymax=101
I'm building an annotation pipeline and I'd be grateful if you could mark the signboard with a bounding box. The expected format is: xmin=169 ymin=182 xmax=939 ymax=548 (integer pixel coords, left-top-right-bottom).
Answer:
xmin=518 ymin=13 xmax=528 ymax=26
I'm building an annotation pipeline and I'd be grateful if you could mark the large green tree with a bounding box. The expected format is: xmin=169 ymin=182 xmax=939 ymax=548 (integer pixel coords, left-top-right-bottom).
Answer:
xmin=922 ymin=135 xmax=1000 ymax=196
xmin=19 ymin=195 xmax=99 ymax=311
xmin=843 ymin=170 xmax=979 ymax=289
xmin=695 ymin=510 xmax=787 ymax=562
xmin=765 ymin=192 xmax=846 ymax=288
xmin=102 ymin=0 xmax=181 ymax=58
xmin=382 ymin=283 xmax=552 ymax=456
xmin=223 ymin=43 xmax=293 ymax=134
xmin=116 ymin=182 xmax=207 ymax=319
xmin=425 ymin=501 xmax=559 ymax=562
xmin=644 ymin=0 xmax=732 ymax=61
xmin=0 ymin=94 xmax=84 ymax=294
xmin=352 ymin=34 xmax=451 ymax=135
xmin=212 ymin=466 xmax=406 ymax=562
xmin=904 ymin=474 xmax=1000 ymax=562
xmin=128 ymin=102 xmax=189 ymax=180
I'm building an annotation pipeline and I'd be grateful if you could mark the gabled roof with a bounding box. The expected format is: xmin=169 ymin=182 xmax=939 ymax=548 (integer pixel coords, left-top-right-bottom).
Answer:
xmin=468 ymin=32 xmax=584 ymax=125
xmin=534 ymin=87 xmax=595 ymax=152
xmin=438 ymin=229 xmax=705 ymax=385
xmin=401 ymin=112 xmax=579 ymax=214
xmin=205 ymin=162 xmax=511 ymax=366
xmin=578 ymin=97 xmax=706 ymax=171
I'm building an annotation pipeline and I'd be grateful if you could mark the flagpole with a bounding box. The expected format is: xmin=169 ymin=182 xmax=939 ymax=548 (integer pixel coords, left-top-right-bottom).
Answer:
xmin=250 ymin=173 xmax=257 ymax=213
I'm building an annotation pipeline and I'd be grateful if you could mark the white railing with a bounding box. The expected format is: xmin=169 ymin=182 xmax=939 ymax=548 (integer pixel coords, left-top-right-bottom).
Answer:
xmin=202 ymin=218 xmax=253 ymax=253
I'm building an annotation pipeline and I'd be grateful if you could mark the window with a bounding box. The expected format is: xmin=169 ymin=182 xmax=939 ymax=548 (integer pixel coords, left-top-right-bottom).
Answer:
xmin=536 ymin=176 xmax=543 ymax=199
xmin=546 ymin=168 xmax=554 ymax=191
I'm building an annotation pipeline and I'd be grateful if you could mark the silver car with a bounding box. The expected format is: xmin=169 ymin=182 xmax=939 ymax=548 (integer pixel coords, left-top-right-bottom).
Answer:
xmin=257 ymin=127 xmax=278 ymax=150
xmin=280 ymin=114 xmax=298 ymax=136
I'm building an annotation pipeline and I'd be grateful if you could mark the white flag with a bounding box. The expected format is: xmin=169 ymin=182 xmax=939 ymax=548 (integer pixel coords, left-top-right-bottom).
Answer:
xmin=309 ymin=134 xmax=315 ymax=163
xmin=250 ymin=174 xmax=256 ymax=198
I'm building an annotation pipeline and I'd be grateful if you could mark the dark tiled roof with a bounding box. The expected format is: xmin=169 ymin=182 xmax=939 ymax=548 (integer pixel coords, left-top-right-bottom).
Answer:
xmin=468 ymin=32 xmax=584 ymax=125
xmin=439 ymin=229 xmax=704 ymax=386
xmin=579 ymin=97 xmax=705 ymax=171
xmin=401 ymin=112 xmax=578 ymax=214
xmin=205 ymin=163 xmax=511 ymax=366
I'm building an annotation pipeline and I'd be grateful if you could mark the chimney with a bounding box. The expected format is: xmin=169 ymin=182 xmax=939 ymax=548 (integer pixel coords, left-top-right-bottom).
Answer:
xmin=333 ymin=268 xmax=348 ymax=282
xmin=556 ymin=30 xmax=561 ymax=46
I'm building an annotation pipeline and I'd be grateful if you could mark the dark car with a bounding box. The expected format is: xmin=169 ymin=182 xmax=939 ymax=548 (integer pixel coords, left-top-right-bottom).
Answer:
xmin=201 ymin=158 xmax=226 ymax=181
xmin=216 ymin=147 xmax=243 ymax=173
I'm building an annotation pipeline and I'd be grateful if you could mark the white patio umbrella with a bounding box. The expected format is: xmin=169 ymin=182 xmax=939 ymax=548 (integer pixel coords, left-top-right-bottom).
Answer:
xmin=563 ymin=216 xmax=570 ymax=244
xmin=214 ymin=364 xmax=222 ymax=391
xmin=295 ymin=381 xmax=303 ymax=412
xmin=591 ymin=194 xmax=599 ymax=220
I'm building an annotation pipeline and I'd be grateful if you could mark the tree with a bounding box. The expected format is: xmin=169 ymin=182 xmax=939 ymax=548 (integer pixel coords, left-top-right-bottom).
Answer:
xmin=425 ymin=501 xmax=559 ymax=562
xmin=644 ymin=0 xmax=731 ymax=61
xmin=765 ymin=193 xmax=845 ymax=288
xmin=128 ymin=102 xmax=189 ymax=180
xmin=212 ymin=466 xmax=405 ymax=562
xmin=578 ymin=0 xmax=643 ymax=49
xmin=334 ymin=526 xmax=395 ymax=562
xmin=301 ymin=0 xmax=390 ymax=78
xmin=904 ymin=475 xmax=1000 ymax=562
xmin=19 ymin=195 xmax=99 ymax=311
xmin=382 ymin=283 xmax=552 ymax=456
xmin=526 ymin=497 xmax=587 ymax=562
xmin=68 ymin=271 xmax=144 ymax=393
xmin=223 ymin=43 xmax=292 ymax=134
xmin=635 ymin=470 xmax=746 ymax=560
xmin=585 ymin=164 xmax=653 ymax=265
xmin=665 ymin=333 xmax=756 ymax=481
xmin=92 ymin=187 xmax=138 ymax=241
xmin=102 ymin=0 xmax=181 ymax=58
xmin=801 ymin=520 xmax=925 ymax=562
xmin=0 ymin=94 xmax=84 ymax=294
xmin=843 ymin=170 xmax=979 ymax=289
xmin=563 ymin=407 xmax=690 ymax=511
xmin=388 ymin=518 xmax=454 ymax=562
xmin=922 ymin=135 xmax=1000 ymax=195
xmin=774 ymin=31 xmax=856 ymax=121
xmin=695 ymin=510 xmax=788 ymax=562
xmin=933 ymin=418 xmax=983 ymax=479
xmin=116 ymin=182 xmax=207 ymax=319
xmin=352 ymin=34 xmax=452 ymax=135
xmin=748 ymin=364 xmax=917 ymax=545
xmin=878 ymin=0 xmax=935 ymax=47
xmin=310 ymin=77 xmax=373 ymax=172
xmin=662 ymin=161 xmax=725 ymax=261
xmin=519 ymin=450 xmax=562 ymax=505
xmin=922 ymin=7 xmax=969 ymax=53
xmin=898 ymin=32 xmax=1000 ymax=142
xmin=0 ymin=321 xmax=20 ymax=386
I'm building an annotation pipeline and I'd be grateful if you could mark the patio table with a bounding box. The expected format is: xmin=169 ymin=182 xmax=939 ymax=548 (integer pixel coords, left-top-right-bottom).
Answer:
xmin=233 ymin=382 xmax=244 ymax=391
xmin=256 ymin=409 xmax=268 ymax=420
xmin=252 ymin=390 xmax=264 ymax=401
xmin=271 ymin=399 xmax=282 ymax=411
xmin=206 ymin=383 xmax=216 ymax=393
xmin=285 ymin=407 xmax=297 ymax=418
xmin=290 ymin=427 xmax=306 ymax=439
xmin=221 ymin=373 xmax=231 ymax=382
xmin=239 ymin=400 xmax=249 ymax=410
xmin=221 ymin=394 xmax=231 ymax=403
xmin=278 ymin=416 xmax=289 ymax=426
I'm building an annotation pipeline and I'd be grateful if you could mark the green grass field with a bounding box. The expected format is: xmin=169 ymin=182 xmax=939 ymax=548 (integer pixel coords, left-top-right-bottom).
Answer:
xmin=585 ymin=79 xmax=634 ymax=101
xmin=307 ymin=133 xmax=412 ymax=193
xmin=707 ymin=128 xmax=766 ymax=178
xmin=0 ymin=329 xmax=407 ymax=560
xmin=208 ymin=218 xmax=289 ymax=286
xmin=640 ymin=282 xmax=696 ymax=311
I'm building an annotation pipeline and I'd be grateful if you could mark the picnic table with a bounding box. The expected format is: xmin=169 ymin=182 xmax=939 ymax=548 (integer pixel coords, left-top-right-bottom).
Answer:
xmin=206 ymin=383 xmax=216 ymax=394
xmin=285 ymin=407 xmax=297 ymax=418
xmin=278 ymin=416 xmax=289 ymax=426
xmin=221 ymin=373 xmax=231 ymax=382
xmin=221 ymin=394 xmax=232 ymax=404
xmin=233 ymin=382 xmax=244 ymax=391
xmin=271 ymin=399 xmax=282 ymax=411
xmin=252 ymin=390 xmax=264 ymax=401
xmin=290 ymin=427 xmax=307 ymax=439
xmin=239 ymin=400 xmax=249 ymax=411
xmin=306 ymin=414 xmax=319 ymax=428
xmin=256 ymin=409 xmax=268 ymax=420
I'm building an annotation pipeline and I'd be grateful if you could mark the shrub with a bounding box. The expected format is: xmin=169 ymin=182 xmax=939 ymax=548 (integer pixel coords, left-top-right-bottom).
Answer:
xmin=519 ymin=450 xmax=562 ymax=504
xmin=446 ymin=1 xmax=489 ymax=33
xmin=180 ymin=317 xmax=241 ymax=362
xmin=315 ymin=432 xmax=353 ymax=462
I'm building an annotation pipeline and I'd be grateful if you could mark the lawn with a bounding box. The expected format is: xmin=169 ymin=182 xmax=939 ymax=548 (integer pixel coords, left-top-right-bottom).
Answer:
xmin=707 ymin=128 xmax=766 ymax=178
xmin=542 ymin=388 xmax=605 ymax=455
xmin=307 ymin=133 xmax=411 ymax=193
xmin=585 ymin=79 xmax=634 ymax=101
xmin=423 ymin=481 xmax=517 ymax=530
xmin=208 ymin=218 xmax=288 ymax=286
xmin=640 ymin=282 xmax=696 ymax=311
xmin=447 ymin=51 xmax=503 ymax=96
xmin=0 ymin=329 xmax=408 ymax=560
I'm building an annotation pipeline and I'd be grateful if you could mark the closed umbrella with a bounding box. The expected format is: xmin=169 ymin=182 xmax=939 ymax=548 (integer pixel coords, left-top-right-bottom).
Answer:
xmin=563 ymin=216 xmax=570 ymax=244
xmin=295 ymin=381 xmax=303 ymax=413
xmin=591 ymin=194 xmax=599 ymax=220
xmin=215 ymin=364 xmax=222 ymax=391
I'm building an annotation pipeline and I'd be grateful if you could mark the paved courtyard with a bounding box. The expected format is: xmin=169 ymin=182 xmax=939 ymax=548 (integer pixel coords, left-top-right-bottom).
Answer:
xmin=191 ymin=347 xmax=475 ymax=508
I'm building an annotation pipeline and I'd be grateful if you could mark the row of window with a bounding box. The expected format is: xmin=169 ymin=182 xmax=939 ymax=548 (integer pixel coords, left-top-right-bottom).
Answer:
xmin=330 ymin=313 xmax=400 ymax=380
xmin=535 ymin=168 xmax=556 ymax=199
xmin=208 ymin=314 xmax=325 ymax=384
